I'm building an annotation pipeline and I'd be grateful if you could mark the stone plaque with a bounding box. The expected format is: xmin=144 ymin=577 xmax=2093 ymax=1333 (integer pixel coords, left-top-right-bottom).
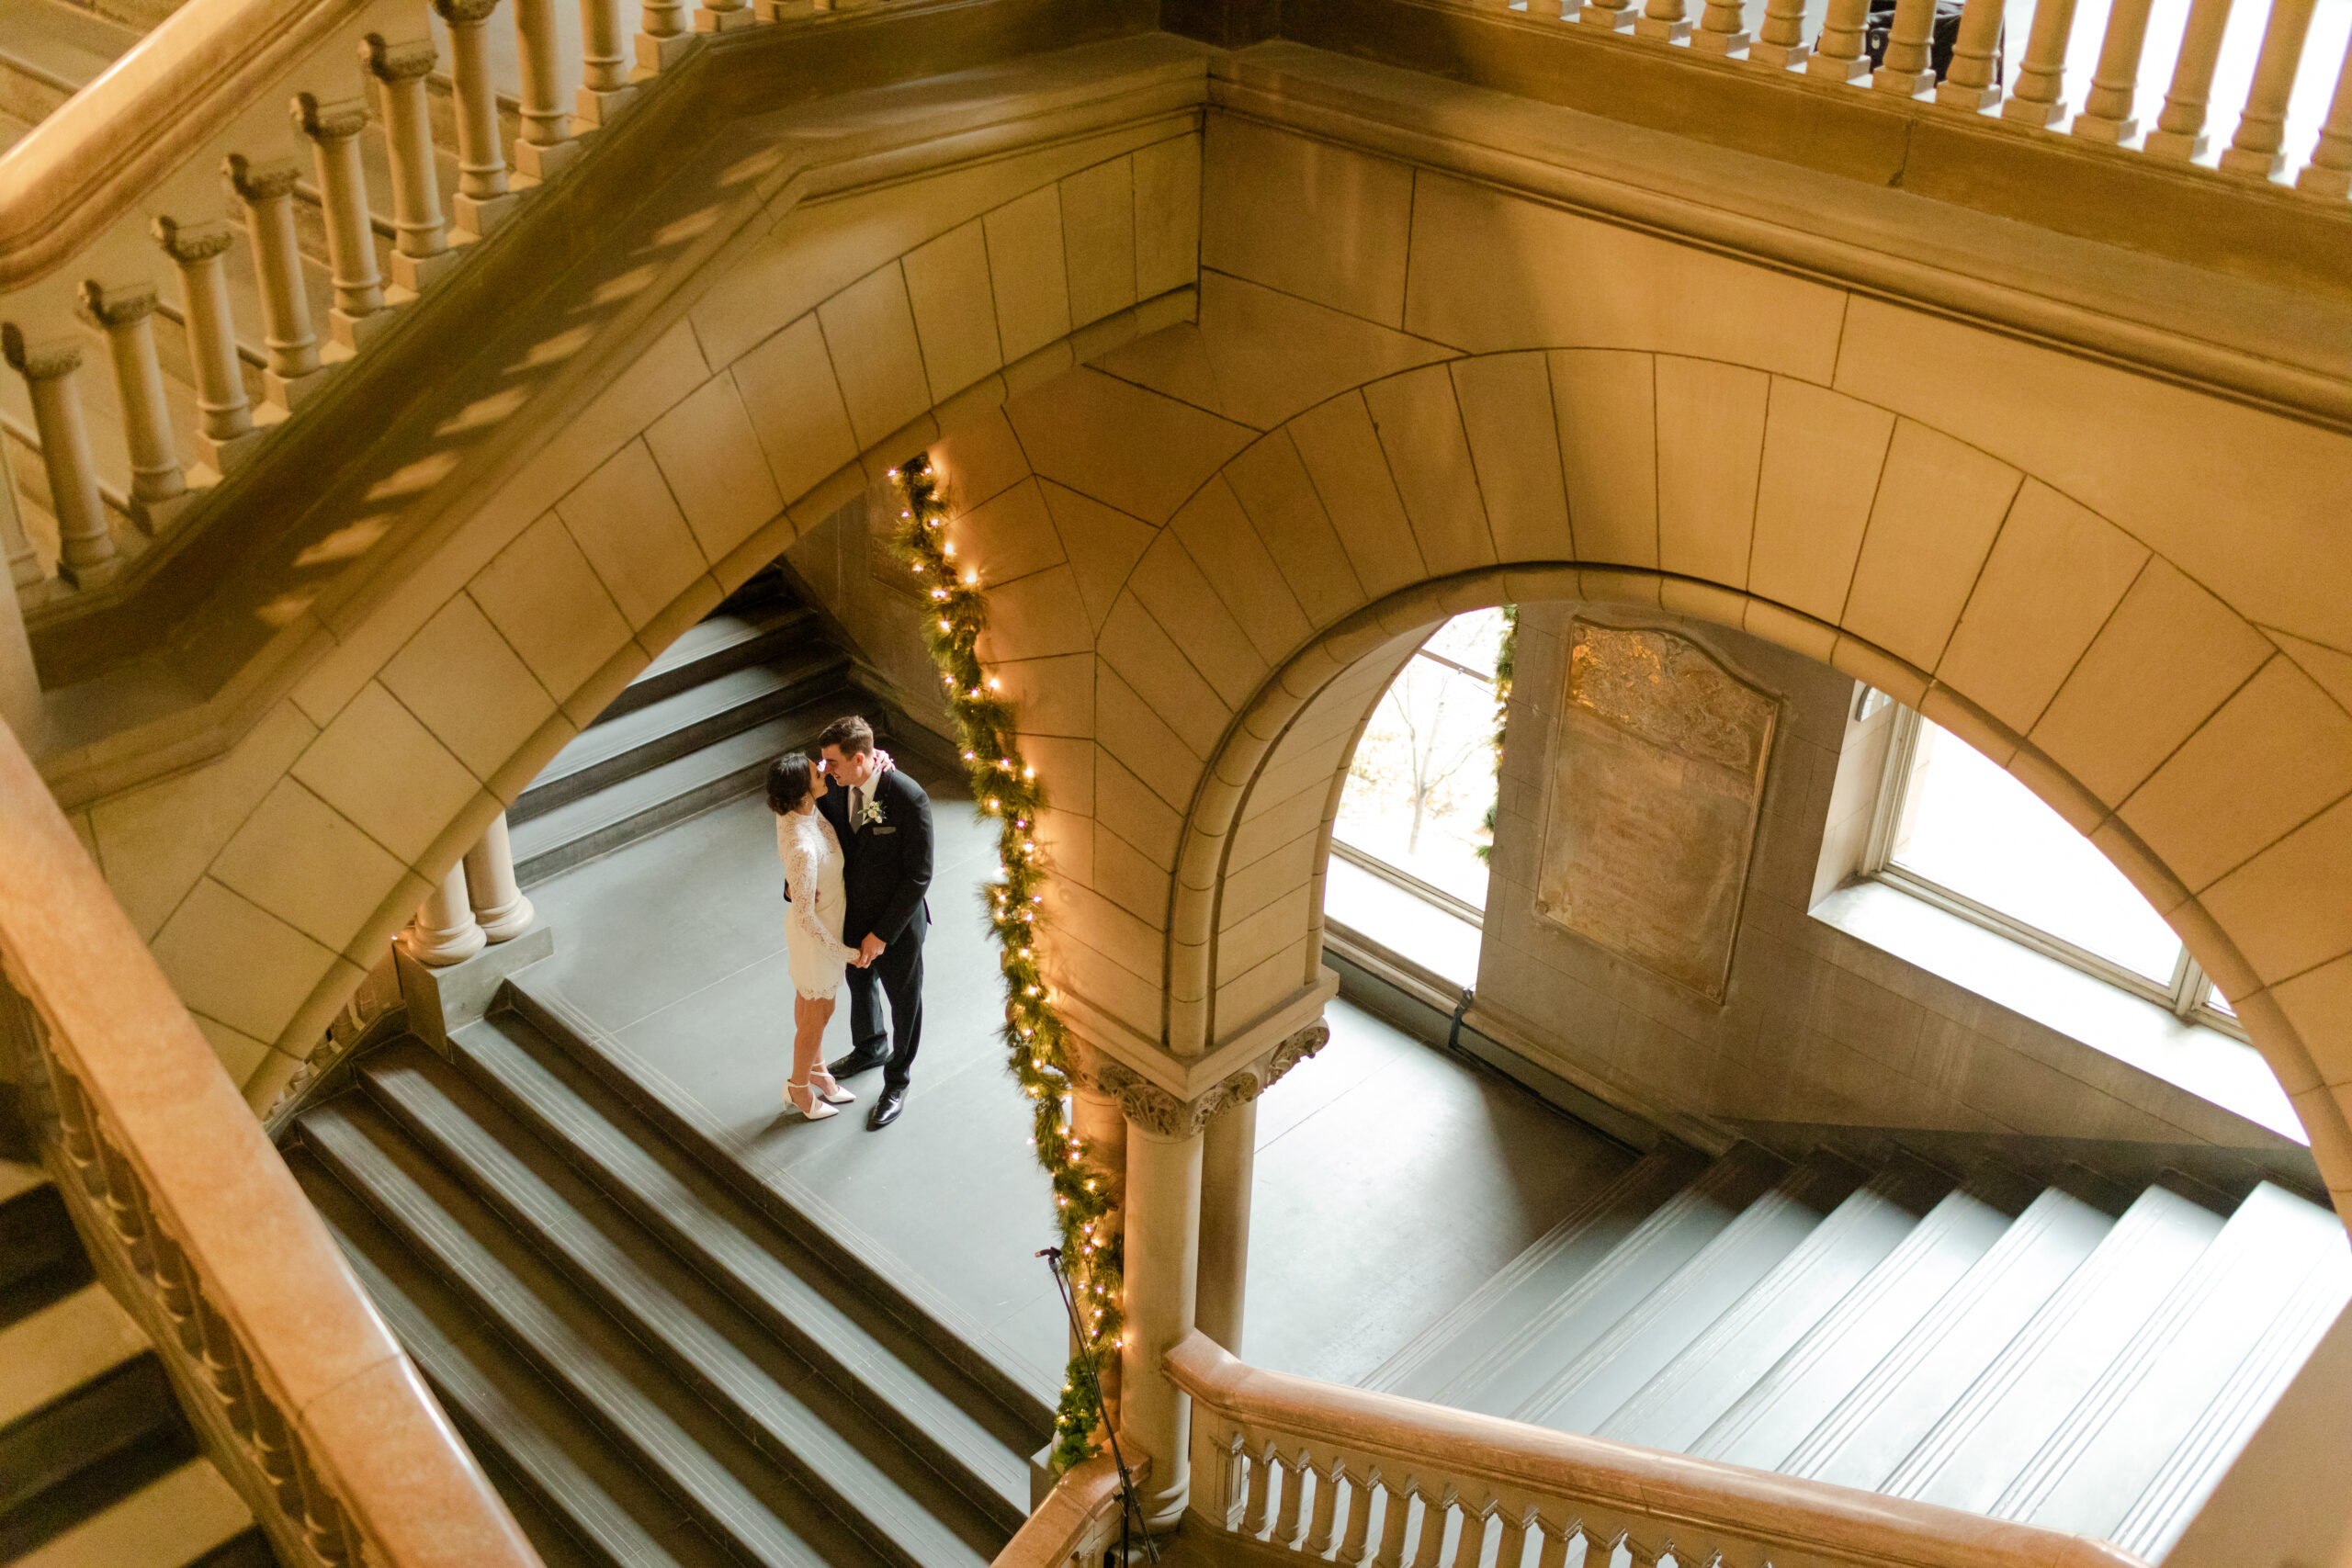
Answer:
xmin=1534 ymin=622 xmax=1777 ymax=999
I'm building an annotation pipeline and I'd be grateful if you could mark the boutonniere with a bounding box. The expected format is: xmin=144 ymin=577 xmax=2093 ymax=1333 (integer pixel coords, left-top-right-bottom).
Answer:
xmin=854 ymin=796 xmax=886 ymax=829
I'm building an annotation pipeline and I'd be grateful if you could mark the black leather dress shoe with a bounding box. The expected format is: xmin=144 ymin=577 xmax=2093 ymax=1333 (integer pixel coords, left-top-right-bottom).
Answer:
xmin=866 ymin=1089 xmax=905 ymax=1130
xmin=828 ymin=1046 xmax=889 ymax=1080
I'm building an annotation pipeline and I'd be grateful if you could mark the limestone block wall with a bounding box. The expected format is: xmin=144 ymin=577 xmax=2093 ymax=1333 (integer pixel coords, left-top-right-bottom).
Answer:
xmin=1474 ymin=602 xmax=2299 ymax=1156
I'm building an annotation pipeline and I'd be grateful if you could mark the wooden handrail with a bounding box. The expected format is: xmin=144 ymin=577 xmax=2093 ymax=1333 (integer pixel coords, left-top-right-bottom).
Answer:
xmin=1167 ymin=1331 xmax=2148 ymax=1568
xmin=0 ymin=718 xmax=539 ymax=1568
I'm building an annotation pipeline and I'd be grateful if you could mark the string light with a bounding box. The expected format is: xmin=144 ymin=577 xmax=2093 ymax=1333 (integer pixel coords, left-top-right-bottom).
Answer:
xmin=888 ymin=454 xmax=1121 ymax=1472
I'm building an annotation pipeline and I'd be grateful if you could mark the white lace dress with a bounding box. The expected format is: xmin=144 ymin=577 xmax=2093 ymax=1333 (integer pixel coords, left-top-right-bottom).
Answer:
xmin=778 ymin=809 xmax=858 ymax=1000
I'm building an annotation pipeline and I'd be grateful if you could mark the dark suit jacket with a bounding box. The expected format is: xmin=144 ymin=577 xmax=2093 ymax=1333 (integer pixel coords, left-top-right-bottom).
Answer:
xmin=816 ymin=766 xmax=933 ymax=946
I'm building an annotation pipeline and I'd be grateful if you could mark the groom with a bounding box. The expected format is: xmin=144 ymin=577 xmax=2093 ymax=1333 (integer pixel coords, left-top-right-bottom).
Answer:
xmin=816 ymin=716 xmax=933 ymax=1130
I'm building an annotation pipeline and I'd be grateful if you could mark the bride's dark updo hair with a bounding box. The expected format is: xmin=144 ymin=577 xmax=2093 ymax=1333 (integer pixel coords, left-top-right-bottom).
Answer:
xmin=765 ymin=752 xmax=816 ymax=815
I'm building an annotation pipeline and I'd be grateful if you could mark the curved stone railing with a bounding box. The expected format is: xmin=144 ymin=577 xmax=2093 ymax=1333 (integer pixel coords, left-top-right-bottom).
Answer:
xmin=1168 ymin=1332 xmax=2149 ymax=1568
xmin=0 ymin=719 xmax=539 ymax=1568
xmin=988 ymin=1456 xmax=1138 ymax=1568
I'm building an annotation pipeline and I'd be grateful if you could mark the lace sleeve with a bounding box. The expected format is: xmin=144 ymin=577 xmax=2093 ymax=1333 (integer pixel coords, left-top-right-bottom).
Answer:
xmin=783 ymin=824 xmax=858 ymax=964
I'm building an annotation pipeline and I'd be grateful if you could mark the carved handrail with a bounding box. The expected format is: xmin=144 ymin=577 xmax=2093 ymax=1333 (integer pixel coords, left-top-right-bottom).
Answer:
xmin=989 ymin=1455 xmax=1139 ymax=1568
xmin=0 ymin=719 xmax=540 ymax=1568
xmin=1167 ymin=1332 xmax=2149 ymax=1568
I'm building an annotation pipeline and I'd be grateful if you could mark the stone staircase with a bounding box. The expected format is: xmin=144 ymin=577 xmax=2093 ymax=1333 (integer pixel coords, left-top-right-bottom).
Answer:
xmin=1367 ymin=1138 xmax=2352 ymax=1562
xmin=0 ymin=1155 xmax=277 ymax=1568
xmin=281 ymin=982 xmax=1053 ymax=1568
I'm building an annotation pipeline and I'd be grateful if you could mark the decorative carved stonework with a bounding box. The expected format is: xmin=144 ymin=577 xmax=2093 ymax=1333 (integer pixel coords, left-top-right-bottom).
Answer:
xmin=75 ymin=282 xmax=158 ymax=330
xmin=1091 ymin=1021 xmax=1329 ymax=1138
xmin=1533 ymin=621 xmax=1778 ymax=1001
xmin=431 ymin=0 xmax=501 ymax=20
xmin=363 ymin=34 xmax=438 ymax=82
xmin=153 ymin=217 xmax=235 ymax=265
xmin=295 ymin=94 xmax=369 ymax=142
xmin=226 ymin=154 xmax=305 ymax=205
xmin=2 ymin=326 xmax=81 ymax=380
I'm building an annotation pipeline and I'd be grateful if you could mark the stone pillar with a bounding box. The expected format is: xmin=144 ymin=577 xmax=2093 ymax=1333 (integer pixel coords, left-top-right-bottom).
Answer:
xmin=1932 ymin=0 xmax=2006 ymax=107
xmin=1120 ymin=1119 xmax=1203 ymax=1532
xmin=513 ymin=0 xmax=582 ymax=179
xmin=363 ymin=35 xmax=455 ymax=291
xmin=577 ymin=0 xmax=639 ymax=125
xmin=637 ymin=0 xmax=693 ymax=73
xmin=2145 ymin=0 xmax=2233 ymax=158
xmin=2 ymin=328 xmax=117 ymax=589
xmin=226 ymin=156 xmax=329 ymax=412
xmin=434 ymin=0 xmax=516 ymax=239
xmin=2000 ymin=0 xmax=2078 ymax=122
xmin=2220 ymin=0 xmax=2318 ymax=177
xmin=404 ymin=861 xmax=486 ymax=965
xmin=1871 ymin=0 xmax=1938 ymax=96
xmin=75 ymin=282 xmax=188 ymax=534
xmin=153 ymin=218 xmax=260 ymax=474
xmin=463 ymin=812 xmax=536 ymax=942
xmin=2072 ymin=0 xmax=2157 ymax=141
xmin=1748 ymin=0 xmax=1812 ymax=68
xmin=1195 ymin=1097 xmax=1257 ymax=1357
xmin=1805 ymin=0 xmax=1873 ymax=77
xmin=294 ymin=94 xmax=389 ymax=348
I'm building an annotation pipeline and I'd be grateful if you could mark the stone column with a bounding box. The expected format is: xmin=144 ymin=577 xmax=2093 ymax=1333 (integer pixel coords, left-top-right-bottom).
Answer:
xmin=2220 ymin=0 xmax=2319 ymax=177
xmin=404 ymin=860 xmax=487 ymax=965
xmin=0 ymin=431 xmax=40 ymax=593
xmin=435 ymin=0 xmax=516 ymax=238
xmin=577 ymin=0 xmax=639 ymax=125
xmin=1120 ymin=1119 xmax=1203 ymax=1532
xmin=2 ymin=328 xmax=118 ymax=588
xmin=1070 ymin=1077 xmax=1128 ymax=1427
xmin=1194 ymin=1097 xmax=1257 ymax=1356
xmin=1932 ymin=0 xmax=2007 ymax=107
xmin=2072 ymin=0 xmax=2157 ymax=141
xmin=75 ymin=282 xmax=188 ymax=534
xmin=1749 ymin=0 xmax=1812 ymax=68
xmin=363 ymin=35 xmax=455 ymax=291
xmin=2000 ymin=0 xmax=2078 ymax=122
xmin=1871 ymin=0 xmax=1938 ymax=96
xmin=294 ymin=94 xmax=389 ymax=348
xmin=513 ymin=0 xmax=581 ymax=180
xmin=226 ymin=156 xmax=329 ymax=412
xmin=2145 ymin=0 xmax=2233 ymax=158
xmin=463 ymin=812 xmax=536 ymax=942
xmin=1805 ymin=0 xmax=1873 ymax=76
xmin=153 ymin=218 xmax=261 ymax=474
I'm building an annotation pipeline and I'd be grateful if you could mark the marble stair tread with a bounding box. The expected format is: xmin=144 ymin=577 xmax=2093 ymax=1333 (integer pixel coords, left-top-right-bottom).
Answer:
xmin=347 ymin=1044 xmax=1008 ymax=1568
xmin=296 ymin=1094 xmax=883 ymax=1568
xmin=597 ymin=603 xmax=820 ymax=724
xmin=1517 ymin=1150 xmax=1868 ymax=1436
xmin=1783 ymin=1181 xmax=2117 ymax=1494
xmin=505 ymin=979 xmax=1062 ymax=1427
xmin=515 ymin=649 xmax=848 ymax=818
xmin=1362 ymin=1144 xmax=1710 ymax=1404
xmin=292 ymin=1148 xmax=741 ymax=1568
xmin=1444 ymin=1141 xmax=1792 ymax=1420
xmin=1598 ymin=1157 xmax=1954 ymax=1455
xmin=0 ymin=1281 xmax=151 ymax=1433
xmin=1691 ymin=1170 xmax=2024 ymax=1473
xmin=449 ymin=1010 xmax=1036 ymax=1531
xmin=2002 ymin=1181 xmax=2352 ymax=1540
xmin=10 ymin=1455 xmax=253 ymax=1568
xmin=1882 ymin=1182 xmax=2227 ymax=1516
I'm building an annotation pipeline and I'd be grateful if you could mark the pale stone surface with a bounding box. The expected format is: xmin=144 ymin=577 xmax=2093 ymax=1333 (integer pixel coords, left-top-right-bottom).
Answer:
xmin=643 ymin=374 xmax=785 ymax=561
xmin=209 ymin=779 xmax=406 ymax=954
xmin=555 ymin=439 xmax=708 ymax=630
xmin=1098 ymin=595 xmax=1234 ymax=757
xmin=1132 ymin=133 xmax=1202 ymax=300
xmin=1168 ymin=478 xmax=1314 ymax=665
xmin=985 ymin=186 xmax=1074 ymax=365
xmin=1748 ymin=379 xmax=1895 ymax=625
xmin=1453 ymin=351 xmax=1574 ymax=565
xmin=1061 ymin=157 xmax=1137 ymax=328
xmin=1286 ymin=391 xmax=1427 ymax=599
xmin=1841 ymin=421 xmax=2021 ymax=672
xmin=468 ymin=512 xmax=637 ymax=703
xmin=1655 ymin=356 xmax=1770 ymax=590
xmin=1202 ymin=117 xmax=1413 ymax=328
xmin=953 ymin=477 xmax=1068 ymax=587
xmin=978 ymin=565 xmax=1093 ymax=662
xmin=1037 ymin=480 xmax=1155 ymax=635
xmin=379 ymin=594 xmax=557 ymax=779
xmin=1098 ymin=660 xmax=1206 ymax=797
xmin=818 ymin=265 xmax=933 ymax=450
xmin=927 ymin=405 xmax=1031 ymax=511
xmin=2201 ymin=794 xmax=2352 ymax=990
xmin=1004 ymin=367 xmax=1251 ymax=525
xmin=902 ymin=220 xmax=1004 ymax=405
xmin=1549 ymin=350 xmax=1658 ymax=569
xmin=1125 ymin=530 xmax=1268 ymax=709
xmin=731 ymin=313 xmax=861 ymax=506
xmin=1363 ymin=364 xmax=1497 ymax=578
xmin=1221 ymin=434 xmax=1368 ymax=626
xmin=150 ymin=876 xmax=339 ymax=1044
xmin=290 ymin=682 xmax=480 ymax=864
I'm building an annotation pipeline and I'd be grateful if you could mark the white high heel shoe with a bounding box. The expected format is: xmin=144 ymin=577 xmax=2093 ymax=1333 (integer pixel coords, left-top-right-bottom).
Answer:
xmin=807 ymin=1069 xmax=856 ymax=1107
xmin=785 ymin=1080 xmax=840 ymax=1120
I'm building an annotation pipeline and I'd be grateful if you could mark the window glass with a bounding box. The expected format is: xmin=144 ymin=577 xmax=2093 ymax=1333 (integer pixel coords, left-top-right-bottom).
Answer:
xmin=1332 ymin=610 xmax=1510 ymax=909
xmin=2207 ymin=983 xmax=2237 ymax=1019
xmin=1890 ymin=719 xmax=2184 ymax=984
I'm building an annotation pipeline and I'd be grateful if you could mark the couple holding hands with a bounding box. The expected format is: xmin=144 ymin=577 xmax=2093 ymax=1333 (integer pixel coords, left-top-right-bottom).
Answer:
xmin=766 ymin=716 xmax=933 ymax=1131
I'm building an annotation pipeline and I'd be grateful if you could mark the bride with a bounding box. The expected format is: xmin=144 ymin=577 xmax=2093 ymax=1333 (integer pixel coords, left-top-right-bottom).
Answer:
xmin=767 ymin=751 xmax=864 ymax=1120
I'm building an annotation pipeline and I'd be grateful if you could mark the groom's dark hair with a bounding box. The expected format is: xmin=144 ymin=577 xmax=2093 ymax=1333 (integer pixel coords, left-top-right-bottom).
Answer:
xmin=817 ymin=715 xmax=874 ymax=755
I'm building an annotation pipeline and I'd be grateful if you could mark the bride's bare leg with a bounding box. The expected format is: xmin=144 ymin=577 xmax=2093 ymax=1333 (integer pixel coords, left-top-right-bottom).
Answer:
xmin=789 ymin=994 xmax=832 ymax=1112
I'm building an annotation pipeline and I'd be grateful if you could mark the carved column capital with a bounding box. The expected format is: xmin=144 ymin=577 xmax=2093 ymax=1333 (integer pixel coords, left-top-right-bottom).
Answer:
xmin=153 ymin=217 xmax=236 ymax=265
xmin=293 ymin=93 xmax=370 ymax=142
xmin=2 ymin=324 xmax=82 ymax=379
xmin=1093 ymin=1021 xmax=1330 ymax=1139
xmin=432 ymin=0 xmax=503 ymax=20
xmin=225 ymin=153 xmax=305 ymax=205
xmin=362 ymin=34 xmax=439 ymax=82
xmin=76 ymin=281 xmax=159 ymax=330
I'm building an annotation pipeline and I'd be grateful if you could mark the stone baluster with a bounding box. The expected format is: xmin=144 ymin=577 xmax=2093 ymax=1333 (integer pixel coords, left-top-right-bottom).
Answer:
xmin=404 ymin=860 xmax=487 ymax=965
xmin=638 ymin=0 xmax=693 ymax=73
xmin=1 ymin=329 xmax=118 ymax=588
xmin=1748 ymin=0 xmax=1811 ymax=66
xmin=1306 ymin=1461 xmax=1346 ymax=1557
xmin=695 ymin=0 xmax=754 ymax=33
xmin=1934 ymin=0 xmax=2007 ymax=107
xmin=1523 ymin=0 xmax=1564 ymax=18
xmin=363 ymin=35 xmax=455 ymax=291
xmin=2220 ymin=0 xmax=2318 ymax=176
xmin=1872 ymin=0 xmax=1939 ymax=94
xmin=74 ymin=283 xmax=188 ymax=535
xmin=1636 ymin=0 xmax=1691 ymax=45
xmin=1806 ymin=0 xmax=1872 ymax=77
xmin=1578 ymin=0 xmax=1635 ymax=36
xmin=1195 ymin=1097 xmax=1256 ymax=1357
xmin=153 ymin=218 xmax=261 ymax=475
xmin=2145 ymin=0 xmax=2235 ymax=156
xmin=578 ymin=0 xmax=639 ymax=125
xmin=2071 ymin=0 xmax=2157 ymax=140
xmin=463 ymin=812 xmax=536 ymax=941
xmin=2002 ymin=0 xmax=2080 ymax=121
xmin=1242 ymin=1443 xmax=1276 ymax=1537
xmin=294 ymin=95 xmax=390 ymax=348
xmin=2300 ymin=34 xmax=2352 ymax=195
xmin=1691 ymin=0 xmax=1750 ymax=54
xmin=1121 ymin=1117 xmax=1203 ymax=1530
xmin=226 ymin=157 xmax=330 ymax=412
xmin=514 ymin=0 xmax=582 ymax=181
xmin=1374 ymin=1480 xmax=1414 ymax=1562
xmin=434 ymin=0 xmax=516 ymax=239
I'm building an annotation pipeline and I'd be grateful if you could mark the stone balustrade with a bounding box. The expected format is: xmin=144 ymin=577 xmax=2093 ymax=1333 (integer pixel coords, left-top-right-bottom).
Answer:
xmin=0 ymin=716 xmax=538 ymax=1565
xmin=1168 ymin=1331 xmax=2153 ymax=1568
xmin=985 ymin=1456 xmax=1139 ymax=1568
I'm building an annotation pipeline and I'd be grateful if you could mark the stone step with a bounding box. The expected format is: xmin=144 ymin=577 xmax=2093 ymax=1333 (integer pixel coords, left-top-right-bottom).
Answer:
xmin=2000 ymin=1181 xmax=2352 ymax=1540
xmin=1361 ymin=1143 xmax=1711 ymax=1404
xmin=594 ymin=601 xmax=821 ymax=726
xmin=8 ymin=1456 xmax=255 ymax=1568
xmin=1518 ymin=1150 xmax=1869 ymax=1435
xmin=1598 ymin=1156 xmax=1953 ymax=1455
xmin=447 ymin=1008 xmax=1037 ymax=1532
xmin=1443 ymin=1141 xmax=1791 ymax=1420
xmin=291 ymin=1145 xmax=743 ymax=1568
xmin=296 ymin=1093 xmax=890 ymax=1568
xmin=1883 ymin=1181 xmax=2227 ymax=1515
xmin=1690 ymin=1165 xmax=2030 ymax=1473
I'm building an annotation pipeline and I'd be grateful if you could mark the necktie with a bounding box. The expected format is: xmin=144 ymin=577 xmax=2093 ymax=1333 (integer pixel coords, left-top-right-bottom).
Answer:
xmin=852 ymin=786 xmax=865 ymax=829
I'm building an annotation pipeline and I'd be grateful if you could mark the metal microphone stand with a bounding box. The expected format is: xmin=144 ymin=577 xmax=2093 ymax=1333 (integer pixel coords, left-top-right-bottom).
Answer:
xmin=1038 ymin=1246 xmax=1159 ymax=1564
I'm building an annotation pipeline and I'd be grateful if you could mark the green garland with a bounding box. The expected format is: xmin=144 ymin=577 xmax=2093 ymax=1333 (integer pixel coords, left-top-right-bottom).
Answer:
xmin=888 ymin=457 xmax=1123 ymax=1471
xmin=1476 ymin=604 xmax=1519 ymax=865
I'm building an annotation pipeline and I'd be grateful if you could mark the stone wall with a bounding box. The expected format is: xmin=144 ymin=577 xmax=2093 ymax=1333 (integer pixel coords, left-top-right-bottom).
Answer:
xmin=1471 ymin=601 xmax=2306 ymax=1165
xmin=778 ymin=488 xmax=960 ymax=752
